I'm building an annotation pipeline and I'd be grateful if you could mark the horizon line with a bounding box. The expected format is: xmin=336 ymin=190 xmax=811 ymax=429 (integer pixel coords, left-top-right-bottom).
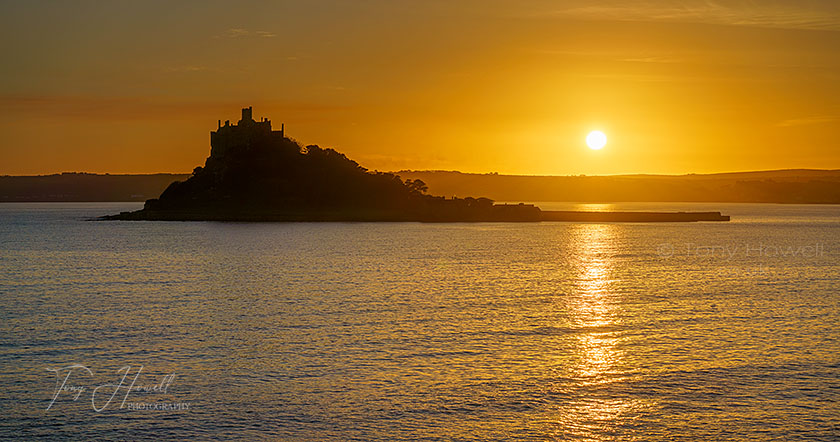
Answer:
xmin=4 ymin=167 xmax=840 ymax=179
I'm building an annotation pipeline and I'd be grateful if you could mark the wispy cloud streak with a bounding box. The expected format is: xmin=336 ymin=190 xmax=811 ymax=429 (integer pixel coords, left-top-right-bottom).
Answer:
xmin=220 ymin=28 xmax=276 ymax=38
xmin=778 ymin=115 xmax=840 ymax=127
xmin=0 ymin=96 xmax=346 ymax=121
xmin=541 ymin=1 xmax=840 ymax=31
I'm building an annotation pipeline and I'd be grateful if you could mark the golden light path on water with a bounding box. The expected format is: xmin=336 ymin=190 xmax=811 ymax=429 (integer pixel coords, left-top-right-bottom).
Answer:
xmin=558 ymin=223 xmax=648 ymax=440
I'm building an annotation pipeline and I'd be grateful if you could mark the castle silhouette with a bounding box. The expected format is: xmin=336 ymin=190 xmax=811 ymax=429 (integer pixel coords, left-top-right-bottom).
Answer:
xmin=210 ymin=107 xmax=285 ymax=158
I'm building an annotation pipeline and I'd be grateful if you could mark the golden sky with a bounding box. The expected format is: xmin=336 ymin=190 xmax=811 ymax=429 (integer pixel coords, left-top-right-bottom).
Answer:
xmin=1 ymin=0 xmax=839 ymax=175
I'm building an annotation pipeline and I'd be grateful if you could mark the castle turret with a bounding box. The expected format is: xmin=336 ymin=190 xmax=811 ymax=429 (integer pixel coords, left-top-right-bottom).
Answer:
xmin=241 ymin=106 xmax=253 ymax=124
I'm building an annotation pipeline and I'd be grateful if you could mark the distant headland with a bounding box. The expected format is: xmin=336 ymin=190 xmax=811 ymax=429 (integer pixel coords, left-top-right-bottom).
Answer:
xmin=99 ymin=107 xmax=728 ymax=222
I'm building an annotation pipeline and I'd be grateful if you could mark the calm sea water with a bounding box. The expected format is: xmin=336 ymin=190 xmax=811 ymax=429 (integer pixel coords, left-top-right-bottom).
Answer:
xmin=1 ymin=202 xmax=839 ymax=441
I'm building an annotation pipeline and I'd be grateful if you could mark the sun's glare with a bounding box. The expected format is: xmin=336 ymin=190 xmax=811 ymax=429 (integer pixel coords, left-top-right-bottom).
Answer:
xmin=586 ymin=131 xmax=607 ymax=150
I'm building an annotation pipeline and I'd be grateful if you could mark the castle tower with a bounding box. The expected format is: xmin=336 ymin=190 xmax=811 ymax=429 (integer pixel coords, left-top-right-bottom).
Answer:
xmin=241 ymin=106 xmax=253 ymax=123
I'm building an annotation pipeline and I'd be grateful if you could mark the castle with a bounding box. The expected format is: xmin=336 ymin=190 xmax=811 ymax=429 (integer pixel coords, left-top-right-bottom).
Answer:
xmin=210 ymin=107 xmax=285 ymax=157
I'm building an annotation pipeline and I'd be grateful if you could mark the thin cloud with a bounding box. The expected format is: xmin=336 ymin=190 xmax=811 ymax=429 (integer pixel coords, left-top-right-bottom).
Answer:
xmin=778 ymin=115 xmax=840 ymax=127
xmin=163 ymin=65 xmax=211 ymax=73
xmin=528 ymin=48 xmax=686 ymax=64
xmin=0 ymin=96 xmax=347 ymax=121
xmin=620 ymin=56 xmax=685 ymax=64
xmin=224 ymin=28 xmax=250 ymax=38
xmin=539 ymin=1 xmax=840 ymax=31
xmin=219 ymin=28 xmax=276 ymax=38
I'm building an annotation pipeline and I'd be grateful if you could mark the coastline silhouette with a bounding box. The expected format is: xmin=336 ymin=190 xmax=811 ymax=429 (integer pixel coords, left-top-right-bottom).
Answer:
xmin=3 ymin=169 xmax=838 ymax=204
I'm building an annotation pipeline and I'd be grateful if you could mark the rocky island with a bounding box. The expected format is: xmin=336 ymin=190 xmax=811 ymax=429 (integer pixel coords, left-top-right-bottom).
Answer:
xmin=106 ymin=107 xmax=728 ymax=223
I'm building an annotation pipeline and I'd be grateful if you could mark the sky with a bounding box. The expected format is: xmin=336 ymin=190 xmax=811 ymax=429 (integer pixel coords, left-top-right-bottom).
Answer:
xmin=1 ymin=0 xmax=839 ymax=176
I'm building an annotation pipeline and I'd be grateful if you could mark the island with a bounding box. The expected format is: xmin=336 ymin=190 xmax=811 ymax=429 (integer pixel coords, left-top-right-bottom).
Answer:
xmin=105 ymin=107 xmax=729 ymax=223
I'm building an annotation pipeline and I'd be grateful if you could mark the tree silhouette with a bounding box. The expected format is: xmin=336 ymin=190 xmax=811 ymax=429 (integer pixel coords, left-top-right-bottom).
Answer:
xmin=405 ymin=179 xmax=428 ymax=195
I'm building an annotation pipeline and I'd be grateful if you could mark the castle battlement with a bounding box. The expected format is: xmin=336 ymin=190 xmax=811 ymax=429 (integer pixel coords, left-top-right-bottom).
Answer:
xmin=210 ymin=107 xmax=285 ymax=157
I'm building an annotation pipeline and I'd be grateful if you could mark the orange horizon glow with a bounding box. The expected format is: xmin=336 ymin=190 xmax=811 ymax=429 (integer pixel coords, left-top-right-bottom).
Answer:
xmin=1 ymin=1 xmax=839 ymax=176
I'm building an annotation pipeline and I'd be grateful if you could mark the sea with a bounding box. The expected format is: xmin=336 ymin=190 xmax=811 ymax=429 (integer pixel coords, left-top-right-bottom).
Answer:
xmin=0 ymin=202 xmax=838 ymax=440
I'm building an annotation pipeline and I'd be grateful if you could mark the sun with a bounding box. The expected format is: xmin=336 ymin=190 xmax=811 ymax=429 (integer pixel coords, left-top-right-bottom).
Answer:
xmin=586 ymin=131 xmax=607 ymax=150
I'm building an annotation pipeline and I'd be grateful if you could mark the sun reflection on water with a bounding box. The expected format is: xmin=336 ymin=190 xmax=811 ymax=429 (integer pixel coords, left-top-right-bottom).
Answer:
xmin=556 ymin=223 xmax=645 ymax=440
xmin=572 ymin=223 xmax=620 ymax=377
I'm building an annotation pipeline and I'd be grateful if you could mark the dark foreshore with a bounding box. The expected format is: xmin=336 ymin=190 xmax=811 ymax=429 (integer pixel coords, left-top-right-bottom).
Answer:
xmin=106 ymin=205 xmax=730 ymax=223
xmin=540 ymin=211 xmax=730 ymax=222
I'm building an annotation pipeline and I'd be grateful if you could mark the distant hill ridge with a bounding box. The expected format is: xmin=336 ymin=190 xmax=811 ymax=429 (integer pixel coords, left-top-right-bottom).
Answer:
xmin=394 ymin=169 xmax=840 ymax=204
xmin=3 ymin=169 xmax=840 ymax=204
xmin=0 ymin=172 xmax=189 ymax=202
